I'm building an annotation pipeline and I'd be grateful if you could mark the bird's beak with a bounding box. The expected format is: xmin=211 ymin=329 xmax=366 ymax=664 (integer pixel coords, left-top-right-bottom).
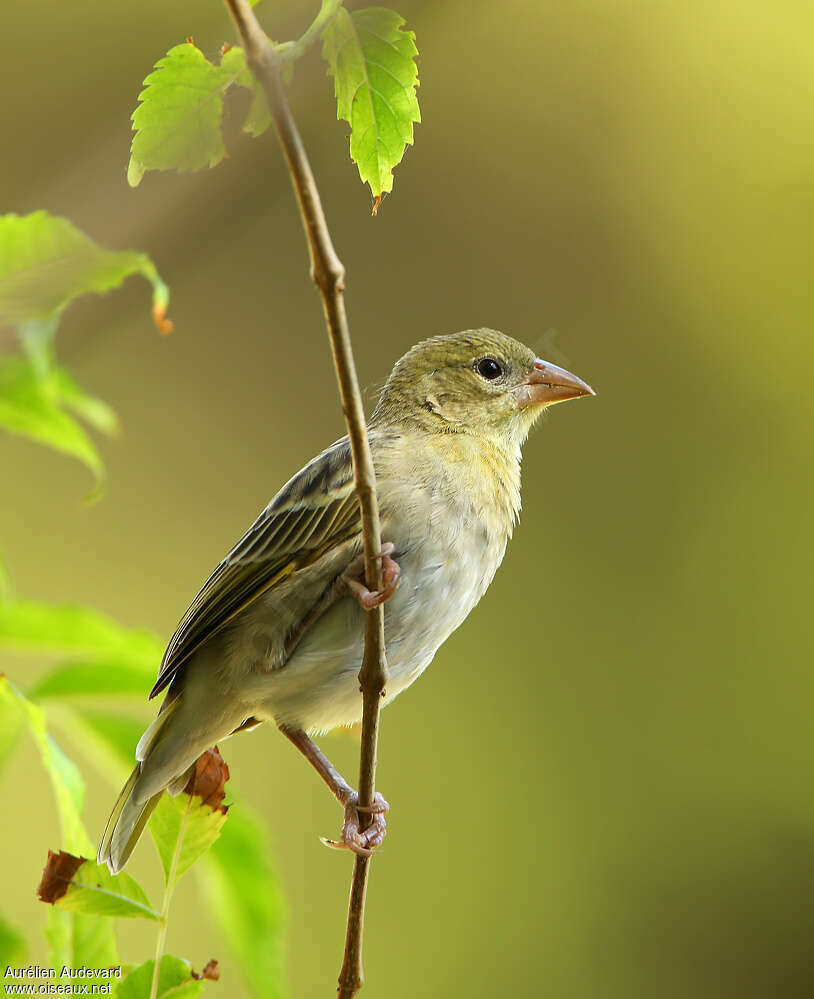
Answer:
xmin=513 ymin=358 xmax=596 ymax=409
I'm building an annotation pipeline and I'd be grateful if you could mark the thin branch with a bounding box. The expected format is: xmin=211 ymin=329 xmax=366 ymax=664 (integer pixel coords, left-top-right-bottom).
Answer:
xmin=221 ymin=1 xmax=387 ymax=996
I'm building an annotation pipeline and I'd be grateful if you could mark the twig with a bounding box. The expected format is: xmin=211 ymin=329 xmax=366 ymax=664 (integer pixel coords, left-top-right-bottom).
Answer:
xmin=221 ymin=2 xmax=388 ymax=996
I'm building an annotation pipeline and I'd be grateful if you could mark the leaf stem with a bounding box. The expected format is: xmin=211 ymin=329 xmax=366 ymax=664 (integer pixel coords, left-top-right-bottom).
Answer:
xmin=221 ymin=1 xmax=387 ymax=996
xmin=149 ymin=797 xmax=191 ymax=999
xmin=278 ymin=0 xmax=342 ymax=63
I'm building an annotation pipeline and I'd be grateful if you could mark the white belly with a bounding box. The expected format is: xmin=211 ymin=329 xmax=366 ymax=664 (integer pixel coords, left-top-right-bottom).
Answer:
xmin=245 ymin=520 xmax=505 ymax=734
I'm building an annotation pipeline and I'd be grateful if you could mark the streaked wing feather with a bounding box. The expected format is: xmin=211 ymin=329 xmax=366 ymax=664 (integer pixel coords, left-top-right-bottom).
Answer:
xmin=150 ymin=438 xmax=360 ymax=699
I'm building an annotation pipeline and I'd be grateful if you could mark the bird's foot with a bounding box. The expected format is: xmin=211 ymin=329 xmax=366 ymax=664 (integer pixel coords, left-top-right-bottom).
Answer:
xmin=341 ymin=543 xmax=401 ymax=610
xmin=321 ymin=791 xmax=389 ymax=856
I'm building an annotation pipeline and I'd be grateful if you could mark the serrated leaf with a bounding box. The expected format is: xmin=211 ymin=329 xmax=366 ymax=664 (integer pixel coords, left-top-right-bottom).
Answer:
xmin=60 ymin=708 xmax=280 ymax=997
xmin=202 ymin=807 xmax=285 ymax=998
xmin=0 ymin=355 xmax=109 ymax=484
xmin=64 ymin=868 xmax=157 ymax=920
xmin=322 ymin=6 xmax=420 ymax=197
xmin=0 ymin=211 xmax=168 ymax=324
xmin=118 ymin=956 xmax=204 ymax=999
xmin=0 ymin=600 xmax=162 ymax=663
xmin=66 ymin=861 xmax=156 ymax=920
xmin=38 ymin=849 xmax=158 ymax=919
xmin=129 ymin=43 xmax=249 ymax=185
xmin=150 ymin=753 xmax=229 ymax=885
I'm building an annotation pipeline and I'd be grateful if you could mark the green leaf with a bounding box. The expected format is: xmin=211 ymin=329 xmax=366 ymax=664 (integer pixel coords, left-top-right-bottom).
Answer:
xmin=0 ymin=355 xmax=110 ymax=485
xmin=44 ymin=908 xmax=72 ymax=970
xmin=43 ymin=882 xmax=121 ymax=972
xmin=118 ymin=956 xmax=204 ymax=999
xmin=72 ymin=913 xmax=119 ymax=971
xmin=238 ymin=73 xmax=272 ymax=138
xmin=0 ymin=212 xmax=170 ymax=481
xmin=57 ymin=715 xmax=273 ymax=996
xmin=0 ymin=678 xmax=92 ymax=855
xmin=0 ymin=600 xmax=162 ymax=663
xmin=68 ymin=709 xmax=145 ymax=773
xmin=31 ymin=659 xmax=155 ymax=701
xmin=242 ymin=87 xmax=272 ymax=137
xmin=163 ymin=982 xmax=207 ymax=999
xmin=41 ymin=733 xmax=90 ymax=855
xmin=129 ymin=43 xmax=249 ymax=186
xmin=0 ymin=211 xmax=169 ymax=324
xmin=55 ymin=369 xmax=119 ymax=437
xmin=150 ymin=786 xmax=228 ymax=886
xmin=18 ymin=316 xmax=59 ymax=374
xmin=40 ymin=852 xmax=158 ymax=919
xmin=0 ymin=674 xmax=24 ymax=778
xmin=322 ymin=6 xmax=420 ymax=197
xmin=0 ymin=677 xmax=121 ymax=971
xmin=202 ymin=807 xmax=285 ymax=998
xmin=0 ymin=911 xmax=26 ymax=966
xmin=225 ymin=46 xmax=272 ymax=138
xmin=42 ymin=707 xmax=141 ymax=800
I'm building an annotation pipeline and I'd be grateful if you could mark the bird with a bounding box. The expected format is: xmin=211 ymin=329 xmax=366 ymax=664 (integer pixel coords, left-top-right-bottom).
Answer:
xmin=98 ymin=328 xmax=594 ymax=873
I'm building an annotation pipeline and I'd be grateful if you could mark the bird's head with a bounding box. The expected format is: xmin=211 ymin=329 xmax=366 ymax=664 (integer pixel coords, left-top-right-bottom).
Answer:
xmin=371 ymin=329 xmax=594 ymax=446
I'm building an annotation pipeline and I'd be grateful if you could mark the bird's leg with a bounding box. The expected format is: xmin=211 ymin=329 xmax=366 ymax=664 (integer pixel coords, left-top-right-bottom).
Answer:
xmin=339 ymin=542 xmax=401 ymax=610
xmin=279 ymin=726 xmax=389 ymax=856
xmin=282 ymin=544 xmax=400 ymax=662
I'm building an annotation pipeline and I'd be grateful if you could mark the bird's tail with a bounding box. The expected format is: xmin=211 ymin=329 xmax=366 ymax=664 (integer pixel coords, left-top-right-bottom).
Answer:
xmin=97 ymin=699 xmax=196 ymax=874
xmin=96 ymin=766 xmax=163 ymax=873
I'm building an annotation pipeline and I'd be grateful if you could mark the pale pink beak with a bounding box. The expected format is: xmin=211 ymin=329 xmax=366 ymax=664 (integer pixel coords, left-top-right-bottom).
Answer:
xmin=513 ymin=358 xmax=595 ymax=409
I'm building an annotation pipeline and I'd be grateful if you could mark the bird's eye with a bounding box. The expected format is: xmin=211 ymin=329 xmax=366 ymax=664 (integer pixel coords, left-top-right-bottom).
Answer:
xmin=476 ymin=357 xmax=503 ymax=380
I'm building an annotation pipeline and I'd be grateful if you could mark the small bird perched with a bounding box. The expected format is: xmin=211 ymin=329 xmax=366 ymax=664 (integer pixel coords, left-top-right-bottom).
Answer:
xmin=99 ymin=329 xmax=593 ymax=872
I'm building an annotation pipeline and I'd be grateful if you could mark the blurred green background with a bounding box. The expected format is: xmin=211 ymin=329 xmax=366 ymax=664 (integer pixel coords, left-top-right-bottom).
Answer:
xmin=3 ymin=0 xmax=814 ymax=996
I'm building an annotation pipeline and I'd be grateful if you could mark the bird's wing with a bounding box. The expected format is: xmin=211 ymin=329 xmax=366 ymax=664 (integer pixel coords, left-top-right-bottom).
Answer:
xmin=150 ymin=437 xmax=360 ymax=699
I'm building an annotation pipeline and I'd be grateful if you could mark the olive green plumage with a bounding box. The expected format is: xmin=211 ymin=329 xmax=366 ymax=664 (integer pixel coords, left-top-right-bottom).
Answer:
xmin=371 ymin=330 xmax=539 ymax=438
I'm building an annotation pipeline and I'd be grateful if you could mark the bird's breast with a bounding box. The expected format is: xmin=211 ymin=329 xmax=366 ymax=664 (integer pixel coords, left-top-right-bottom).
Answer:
xmin=376 ymin=488 xmax=509 ymax=686
xmin=236 ymin=434 xmax=519 ymax=732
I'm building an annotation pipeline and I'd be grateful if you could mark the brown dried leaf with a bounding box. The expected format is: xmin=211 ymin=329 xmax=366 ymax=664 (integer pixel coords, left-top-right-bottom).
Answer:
xmin=37 ymin=849 xmax=85 ymax=903
xmin=192 ymin=959 xmax=220 ymax=981
xmin=184 ymin=746 xmax=230 ymax=813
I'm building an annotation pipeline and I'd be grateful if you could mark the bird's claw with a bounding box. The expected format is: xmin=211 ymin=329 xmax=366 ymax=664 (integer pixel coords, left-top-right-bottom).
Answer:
xmin=321 ymin=791 xmax=389 ymax=856
xmin=341 ymin=543 xmax=401 ymax=611
xmin=355 ymin=796 xmax=390 ymax=815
